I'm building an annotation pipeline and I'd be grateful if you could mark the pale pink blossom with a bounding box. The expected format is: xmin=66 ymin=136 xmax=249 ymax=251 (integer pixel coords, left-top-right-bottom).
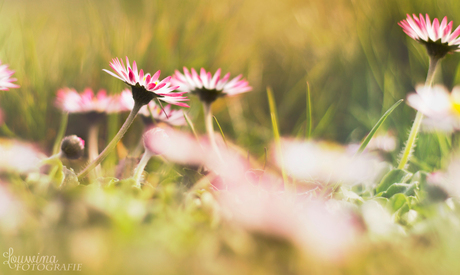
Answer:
xmin=118 ymin=89 xmax=186 ymax=126
xmin=0 ymin=60 xmax=19 ymax=91
xmin=171 ymin=67 xmax=252 ymax=103
xmin=277 ymin=139 xmax=379 ymax=185
xmin=219 ymin=184 xmax=360 ymax=262
xmin=55 ymin=88 xmax=122 ymax=113
xmin=399 ymin=14 xmax=460 ymax=57
xmin=406 ymin=85 xmax=460 ymax=132
xmin=0 ymin=139 xmax=44 ymax=173
xmin=103 ymin=57 xmax=189 ymax=107
xmin=143 ymin=128 xmax=170 ymax=156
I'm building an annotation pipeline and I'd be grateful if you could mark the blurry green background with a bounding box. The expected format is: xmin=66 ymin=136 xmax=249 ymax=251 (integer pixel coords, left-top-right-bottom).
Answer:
xmin=1 ymin=0 xmax=459 ymax=169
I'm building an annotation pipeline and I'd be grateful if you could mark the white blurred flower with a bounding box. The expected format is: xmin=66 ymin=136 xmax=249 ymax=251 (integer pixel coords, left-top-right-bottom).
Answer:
xmin=0 ymin=138 xmax=44 ymax=174
xmin=219 ymin=184 xmax=360 ymax=262
xmin=407 ymin=85 xmax=460 ymax=132
xmin=0 ymin=184 xmax=25 ymax=234
xmin=277 ymin=139 xmax=379 ymax=185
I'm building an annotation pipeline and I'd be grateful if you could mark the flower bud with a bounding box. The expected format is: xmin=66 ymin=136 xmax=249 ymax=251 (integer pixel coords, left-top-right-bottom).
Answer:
xmin=60 ymin=135 xmax=85 ymax=159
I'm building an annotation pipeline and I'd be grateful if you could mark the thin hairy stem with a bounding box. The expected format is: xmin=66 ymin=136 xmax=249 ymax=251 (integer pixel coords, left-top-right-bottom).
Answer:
xmin=398 ymin=56 xmax=439 ymax=169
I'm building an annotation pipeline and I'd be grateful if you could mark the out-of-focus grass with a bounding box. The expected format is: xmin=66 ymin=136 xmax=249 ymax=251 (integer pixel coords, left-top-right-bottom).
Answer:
xmin=1 ymin=0 xmax=460 ymax=172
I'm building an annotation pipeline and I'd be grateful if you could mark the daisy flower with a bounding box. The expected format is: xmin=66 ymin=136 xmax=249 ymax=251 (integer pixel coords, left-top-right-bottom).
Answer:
xmin=103 ymin=57 xmax=188 ymax=107
xmin=0 ymin=60 xmax=19 ymax=91
xmin=171 ymin=67 xmax=252 ymax=104
xmin=398 ymin=14 xmax=460 ymax=59
xmin=0 ymin=138 xmax=44 ymax=174
xmin=118 ymin=89 xmax=186 ymax=126
xmin=406 ymin=84 xmax=460 ymax=132
xmin=276 ymin=139 xmax=380 ymax=185
xmin=55 ymin=88 xmax=122 ymax=113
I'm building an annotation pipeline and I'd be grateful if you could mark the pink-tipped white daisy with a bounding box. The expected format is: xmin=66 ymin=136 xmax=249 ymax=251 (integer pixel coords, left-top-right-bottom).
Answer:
xmin=118 ymin=89 xmax=186 ymax=126
xmin=0 ymin=60 xmax=19 ymax=91
xmin=406 ymin=84 xmax=460 ymax=132
xmin=103 ymin=57 xmax=189 ymax=107
xmin=398 ymin=14 xmax=460 ymax=58
xmin=171 ymin=67 xmax=252 ymax=103
xmin=277 ymin=139 xmax=380 ymax=185
xmin=55 ymin=88 xmax=122 ymax=113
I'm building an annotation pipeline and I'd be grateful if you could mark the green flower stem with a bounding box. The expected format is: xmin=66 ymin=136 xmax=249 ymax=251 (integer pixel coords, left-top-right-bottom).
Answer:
xmin=77 ymin=101 xmax=142 ymax=179
xmin=133 ymin=150 xmax=153 ymax=188
xmin=203 ymin=102 xmax=222 ymax=159
xmin=88 ymin=123 xmax=101 ymax=176
xmin=398 ymin=56 xmax=439 ymax=169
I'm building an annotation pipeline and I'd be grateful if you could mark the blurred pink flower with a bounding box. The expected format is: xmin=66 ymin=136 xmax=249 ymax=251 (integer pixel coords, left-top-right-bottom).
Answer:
xmin=118 ymin=89 xmax=186 ymax=126
xmin=103 ymin=57 xmax=189 ymax=107
xmin=277 ymin=139 xmax=379 ymax=185
xmin=219 ymin=184 xmax=360 ymax=262
xmin=0 ymin=138 xmax=44 ymax=174
xmin=406 ymin=85 xmax=460 ymax=132
xmin=0 ymin=60 xmax=19 ymax=91
xmin=399 ymin=14 xmax=460 ymax=58
xmin=171 ymin=67 xmax=252 ymax=103
xmin=143 ymin=127 xmax=170 ymax=156
xmin=55 ymin=88 xmax=122 ymax=113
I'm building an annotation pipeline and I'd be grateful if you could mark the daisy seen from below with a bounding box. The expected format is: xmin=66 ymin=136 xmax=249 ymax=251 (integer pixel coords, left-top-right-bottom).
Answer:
xmin=118 ymin=89 xmax=186 ymax=126
xmin=171 ymin=67 xmax=252 ymax=157
xmin=78 ymin=57 xmax=188 ymax=179
xmin=55 ymin=88 xmax=122 ymax=113
xmin=171 ymin=67 xmax=252 ymax=104
xmin=103 ymin=57 xmax=189 ymax=107
xmin=0 ymin=60 xmax=19 ymax=91
xmin=399 ymin=14 xmax=460 ymax=59
xmin=406 ymin=84 xmax=460 ymax=132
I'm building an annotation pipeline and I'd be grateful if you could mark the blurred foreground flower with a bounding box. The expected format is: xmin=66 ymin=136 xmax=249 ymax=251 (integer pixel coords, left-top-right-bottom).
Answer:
xmin=0 ymin=184 xmax=26 ymax=234
xmin=103 ymin=57 xmax=188 ymax=107
xmin=399 ymin=14 xmax=460 ymax=59
xmin=406 ymin=85 xmax=460 ymax=132
xmin=219 ymin=184 xmax=360 ymax=262
xmin=0 ymin=138 xmax=44 ymax=174
xmin=118 ymin=89 xmax=186 ymax=126
xmin=277 ymin=139 xmax=380 ymax=185
xmin=0 ymin=60 xmax=19 ymax=91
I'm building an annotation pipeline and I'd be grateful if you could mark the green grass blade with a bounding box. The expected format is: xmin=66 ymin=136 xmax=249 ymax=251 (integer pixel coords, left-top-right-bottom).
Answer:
xmin=305 ymin=81 xmax=312 ymax=139
xmin=52 ymin=112 xmax=69 ymax=154
xmin=267 ymin=87 xmax=290 ymax=190
xmin=183 ymin=112 xmax=200 ymax=142
xmin=213 ymin=116 xmax=228 ymax=149
xmin=356 ymin=99 xmax=403 ymax=155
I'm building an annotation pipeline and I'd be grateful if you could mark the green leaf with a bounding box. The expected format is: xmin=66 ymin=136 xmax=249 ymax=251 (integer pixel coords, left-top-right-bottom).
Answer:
xmin=355 ymin=99 xmax=403 ymax=155
xmin=375 ymin=169 xmax=413 ymax=194
xmin=267 ymin=87 xmax=290 ymax=190
xmin=381 ymin=183 xmax=410 ymax=198
xmin=388 ymin=193 xmax=408 ymax=212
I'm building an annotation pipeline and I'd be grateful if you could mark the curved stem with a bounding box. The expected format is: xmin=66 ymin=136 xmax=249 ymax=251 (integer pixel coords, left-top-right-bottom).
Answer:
xmin=398 ymin=56 xmax=440 ymax=169
xmin=133 ymin=151 xmax=152 ymax=188
xmin=78 ymin=102 xmax=142 ymax=179
xmin=203 ymin=102 xmax=222 ymax=159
